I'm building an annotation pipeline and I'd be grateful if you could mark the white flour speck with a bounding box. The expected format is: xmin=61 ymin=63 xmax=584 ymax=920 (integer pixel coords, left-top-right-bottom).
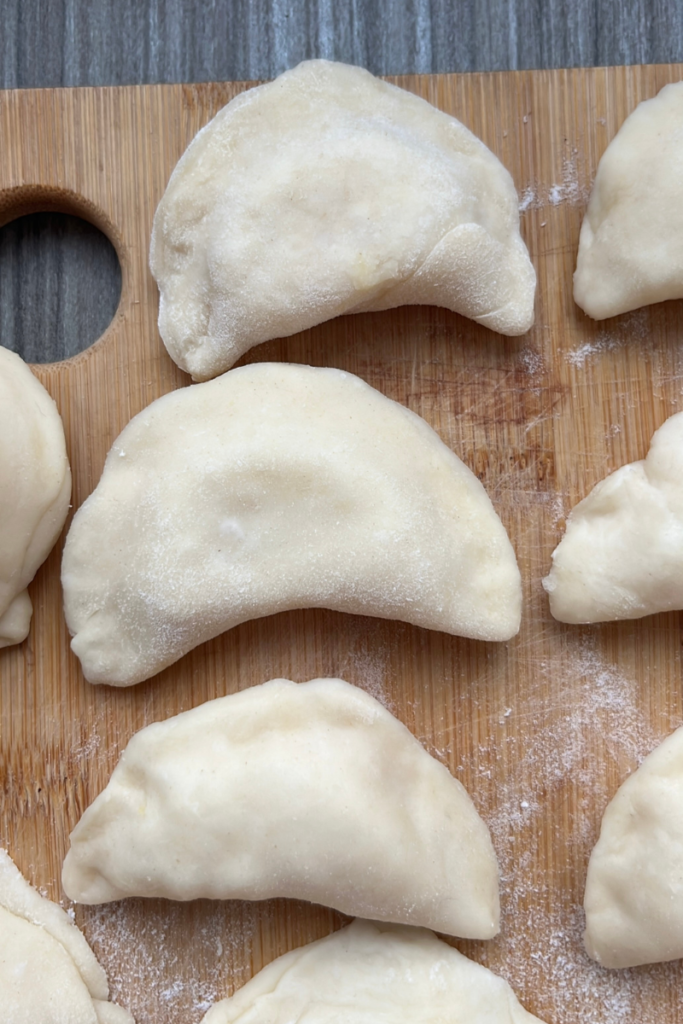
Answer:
xmin=565 ymin=310 xmax=651 ymax=366
xmin=519 ymin=186 xmax=538 ymax=212
xmin=519 ymin=155 xmax=588 ymax=212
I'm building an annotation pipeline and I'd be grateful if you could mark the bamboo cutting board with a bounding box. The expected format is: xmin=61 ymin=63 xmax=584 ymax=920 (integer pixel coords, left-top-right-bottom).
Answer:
xmin=2 ymin=64 xmax=683 ymax=1024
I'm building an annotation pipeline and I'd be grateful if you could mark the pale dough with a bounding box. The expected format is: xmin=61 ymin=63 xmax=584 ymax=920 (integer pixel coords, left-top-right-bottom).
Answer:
xmin=0 ymin=346 xmax=71 ymax=646
xmin=150 ymin=59 xmax=536 ymax=381
xmin=543 ymin=411 xmax=683 ymax=623
xmin=0 ymin=848 xmax=133 ymax=1024
xmin=201 ymin=918 xmax=545 ymax=1024
xmin=584 ymin=724 xmax=683 ymax=968
xmin=575 ymin=81 xmax=683 ymax=319
xmin=62 ymin=678 xmax=500 ymax=940
xmin=62 ymin=363 xmax=522 ymax=687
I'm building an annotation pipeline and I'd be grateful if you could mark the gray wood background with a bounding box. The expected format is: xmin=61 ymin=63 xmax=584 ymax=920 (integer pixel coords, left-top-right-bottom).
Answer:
xmin=2 ymin=0 xmax=683 ymax=363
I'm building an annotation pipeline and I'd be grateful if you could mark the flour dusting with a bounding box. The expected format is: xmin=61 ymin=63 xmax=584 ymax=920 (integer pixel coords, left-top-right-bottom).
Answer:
xmin=517 ymin=346 xmax=545 ymax=376
xmin=519 ymin=153 xmax=588 ymax=212
xmin=540 ymin=490 xmax=568 ymax=528
xmin=334 ymin=618 xmax=401 ymax=713
xmin=519 ymin=186 xmax=538 ymax=213
xmin=565 ymin=310 xmax=650 ymax=366
xmin=477 ymin=632 xmax=679 ymax=1023
xmin=85 ymin=899 xmax=260 ymax=1023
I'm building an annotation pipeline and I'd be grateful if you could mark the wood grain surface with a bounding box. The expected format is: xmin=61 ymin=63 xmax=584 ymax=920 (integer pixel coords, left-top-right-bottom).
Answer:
xmin=2 ymin=66 xmax=683 ymax=1024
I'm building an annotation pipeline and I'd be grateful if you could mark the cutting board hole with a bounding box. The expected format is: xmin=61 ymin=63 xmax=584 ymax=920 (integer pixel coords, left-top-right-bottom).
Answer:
xmin=0 ymin=188 xmax=123 ymax=363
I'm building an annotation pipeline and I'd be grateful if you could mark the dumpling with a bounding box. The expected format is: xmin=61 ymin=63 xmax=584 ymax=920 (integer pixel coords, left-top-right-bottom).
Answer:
xmin=62 ymin=677 xmax=500 ymax=940
xmin=0 ymin=847 xmax=133 ymax=1023
xmin=150 ymin=59 xmax=535 ymax=381
xmin=62 ymin=363 xmax=522 ymax=687
xmin=574 ymin=81 xmax=683 ymax=319
xmin=201 ymin=919 xmax=545 ymax=1024
xmin=0 ymin=346 xmax=71 ymax=647
xmin=543 ymin=411 xmax=683 ymax=623
xmin=584 ymin=724 xmax=683 ymax=968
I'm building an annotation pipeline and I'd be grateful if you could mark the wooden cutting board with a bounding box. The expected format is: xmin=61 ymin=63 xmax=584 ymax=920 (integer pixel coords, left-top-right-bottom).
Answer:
xmin=2 ymin=63 xmax=683 ymax=1024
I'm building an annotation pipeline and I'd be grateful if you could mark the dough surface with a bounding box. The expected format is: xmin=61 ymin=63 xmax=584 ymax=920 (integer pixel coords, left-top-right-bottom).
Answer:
xmin=584 ymin=724 xmax=683 ymax=968
xmin=201 ymin=918 xmax=545 ymax=1024
xmin=62 ymin=677 xmax=500 ymax=940
xmin=543 ymin=411 xmax=683 ymax=623
xmin=574 ymin=81 xmax=683 ymax=319
xmin=150 ymin=59 xmax=535 ymax=381
xmin=0 ymin=346 xmax=71 ymax=647
xmin=0 ymin=848 xmax=133 ymax=1024
xmin=62 ymin=363 xmax=522 ymax=687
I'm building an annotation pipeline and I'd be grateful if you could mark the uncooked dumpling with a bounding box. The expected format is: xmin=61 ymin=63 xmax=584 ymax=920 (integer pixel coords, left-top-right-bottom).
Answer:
xmin=201 ymin=919 xmax=545 ymax=1024
xmin=543 ymin=411 xmax=683 ymax=623
xmin=584 ymin=724 xmax=683 ymax=968
xmin=0 ymin=848 xmax=133 ymax=1023
xmin=575 ymin=81 xmax=683 ymax=319
xmin=62 ymin=678 xmax=500 ymax=940
xmin=0 ymin=346 xmax=71 ymax=647
xmin=62 ymin=363 xmax=522 ymax=687
xmin=150 ymin=59 xmax=535 ymax=381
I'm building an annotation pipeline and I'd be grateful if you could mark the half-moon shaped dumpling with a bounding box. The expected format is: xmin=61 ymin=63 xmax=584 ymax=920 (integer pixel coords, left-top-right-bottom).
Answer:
xmin=201 ymin=919 xmax=545 ymax=1024
xmin=574 ymin=81 xmax=683 ymax=319
xmin=150 ymin=59 xmax=536 ymax=381
xmin=0 ymin=346 xmax=71 ymax=647
xmin=543 ymin=411 xmax=683 ymax=623
xmin=62 ymin=678 xmax=500 ymax=940
xmin=62 ymin=363 xmax=522 ymax=687
xmin=0 ymin=847 xmax=133 ymax=1023
xmin=584 ymin=724 xmax=683 ymax=968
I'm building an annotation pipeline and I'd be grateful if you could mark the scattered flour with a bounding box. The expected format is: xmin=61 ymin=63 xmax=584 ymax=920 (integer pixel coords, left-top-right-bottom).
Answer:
xmin=70 ymin=733 xmax=102 ymax=764
xmin=519 ymin=185 xmax=539 ymax=213
xmin=84 ymin=898 xmax=262 ymax=1023
xmin=476 ymin=632 xmax=680 ymax=1023
xmin=487 ymin=637 xmax=659 ymax=847
xmin=519 ymin=153 xmax=589 ymax=213
xmin=332 ymin=617 xmax=401 ymax=713
xmin=517 ymin=346 xmax=545 ymax=376
xmin=541 ymin=490 xmax=568 ymax=528
xmin=565 ymin=310 xmax=650 ymax=367
xmin=565 ymin=338 xmax=622 ymax=368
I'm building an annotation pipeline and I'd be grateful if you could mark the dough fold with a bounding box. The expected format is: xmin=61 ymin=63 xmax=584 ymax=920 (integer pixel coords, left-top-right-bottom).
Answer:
xmin=0 ymin=848 xmax=133 ymax=1023
xmin=543 ymin=411 xmax=683 ymax=623
xmin=201 ymin=918 xmax=545 ymax=1023
xmin=150 ymin=59 xmax=535 ymax=381
xmin=575 ymin=81 xmax=683 ymax=319
xmin=62 ymin=363 xmax=522 ymax=687
xmin=584 ymin=724 xmax=683 ymax=968
xmin=0 ymin=346 xmax=71 ymax=647
xmin=62 ymin=678 xmax=500 ymax=940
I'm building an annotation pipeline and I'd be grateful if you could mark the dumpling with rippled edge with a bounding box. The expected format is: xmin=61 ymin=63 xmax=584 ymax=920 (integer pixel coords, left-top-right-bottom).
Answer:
xmin=584 ymin=724 xmax=683 ymax=968
xmin=0 ymin=848 xmax=133 ymax=1024
xmin=62 ymin=363 xmax=521 ymax=687
xmin=201 ymin=919 xmax=545 ymax=1024
xmin=575 ymin=82 xmax=683 ymax=319
xmin=150 ymin=59 xmax=536 ymax=381
xmin=543 ymin=411 xmax=683 ymax=623
xmin=0 ymin=346 xmax=71 ymax=647
xmin=62 ymin=678 xmax=500 ymax=940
